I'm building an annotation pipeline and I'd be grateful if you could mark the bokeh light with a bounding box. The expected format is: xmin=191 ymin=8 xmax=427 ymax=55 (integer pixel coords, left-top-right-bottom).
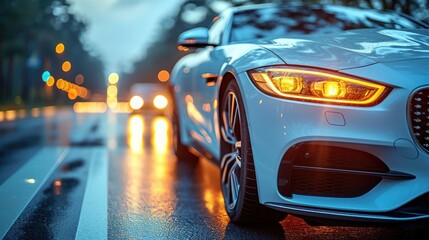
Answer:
xmin=153 ymin=95 xmax=168 ymax=109
xmin=62 ymin=61 xmax=71 ymax=72
xmin=5 ymin=110 xmax=16 ymax=121
xmin=46 ymin=76 xmax=55 ymax=87
xmin=68 ymin=88 xmax=78 ymax=100
xmin=56 ymin=78 xmax=63 ymax=89
xmin=108 ymin=72 xmax=119 ymax=84
xmin=73 ymin=102 xmax=107 ymax=113
xmin=130 ymin=96 xmax=144 ymax=110
xmin=111 ymin=102 xmax=132 ymax=113
xmin=107 ymin=85 xmax=118 ymax=97
xmin=42 ymin=71 xmax=51 ymax=82
xmin=107 ymin=97 xmax=118 ymax=109
xmin=78 ymin=88 xmax=89 ymax=99
xmin=75 ymin=74 xmax=84 ymax=85
xmin=56 ymin=78 xmax=89 ymax=99
xmin=55 ymin=43 xmax=65 ymax=54
xmin=157 ymin=70 xmax=170 ymax=82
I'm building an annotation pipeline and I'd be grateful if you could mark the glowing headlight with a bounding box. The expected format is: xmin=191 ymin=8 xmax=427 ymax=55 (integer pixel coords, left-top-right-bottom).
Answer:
xmin=130 ymin=96 xmax=144 ymax=110
xmin=249 ymin=67 xmax=390 ymax=106
xmin=153 ymin=95 xmax=168 ymax=109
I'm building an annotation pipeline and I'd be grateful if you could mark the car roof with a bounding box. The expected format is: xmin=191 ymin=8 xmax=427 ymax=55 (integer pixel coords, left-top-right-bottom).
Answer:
xmin=229 ymin=3 xmax=428 ymax=29
xmin=231 ymin=3 xmax=328 ymax=13
xmin=232 ymin=3 xmax=391 ymax=15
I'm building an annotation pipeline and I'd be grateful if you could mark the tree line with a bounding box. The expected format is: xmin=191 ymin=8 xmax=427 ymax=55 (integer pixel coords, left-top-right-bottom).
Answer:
xmin=0 ymin=0 xmax=103 ymax=109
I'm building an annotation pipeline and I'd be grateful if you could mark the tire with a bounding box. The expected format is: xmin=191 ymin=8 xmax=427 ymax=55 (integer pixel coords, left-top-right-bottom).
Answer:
xmin=172 ymin=103 xmax=199 ymax=162
xmin=220 ymin=80 xmax=286 ymax=225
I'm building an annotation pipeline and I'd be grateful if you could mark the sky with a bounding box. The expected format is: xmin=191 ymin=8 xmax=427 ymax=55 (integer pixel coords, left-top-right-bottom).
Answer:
xmin=67 ymin=0 xmax=185 ymax=75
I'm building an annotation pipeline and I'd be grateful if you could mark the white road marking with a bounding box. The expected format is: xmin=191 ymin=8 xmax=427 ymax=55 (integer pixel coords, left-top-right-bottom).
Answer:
xmin=69 ymin=114 xmax=101 ymax=144
xmin=0 ymin=147 xmax=69 ymax=239
xmin=75 ymin=147 xmax=108 ymax=240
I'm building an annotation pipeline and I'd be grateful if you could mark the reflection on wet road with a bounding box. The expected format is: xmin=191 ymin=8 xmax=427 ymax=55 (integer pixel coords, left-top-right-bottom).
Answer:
xmin=0 ymin=107 xmax=426 ymax=239
xmin=109 ymin=114 xmax=229 ymax=239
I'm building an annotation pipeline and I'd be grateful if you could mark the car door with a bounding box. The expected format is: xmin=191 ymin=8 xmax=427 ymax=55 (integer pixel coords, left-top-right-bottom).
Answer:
xmin=186 ymin=15 xmax=230 ymax=158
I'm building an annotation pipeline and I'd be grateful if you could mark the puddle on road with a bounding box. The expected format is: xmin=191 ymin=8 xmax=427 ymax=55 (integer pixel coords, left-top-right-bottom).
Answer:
xmin=61 ymin=159 xmax=85 ymax=173
xmin=4 ymin=157 xmax=88 ymax=240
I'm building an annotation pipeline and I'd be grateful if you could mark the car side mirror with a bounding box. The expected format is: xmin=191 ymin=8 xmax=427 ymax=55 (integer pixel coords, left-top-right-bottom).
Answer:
xmin=177 ymin=27 xmax=214 ymax=49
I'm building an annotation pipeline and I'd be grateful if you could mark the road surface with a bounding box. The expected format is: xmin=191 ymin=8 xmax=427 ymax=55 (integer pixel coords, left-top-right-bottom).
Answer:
xmin=0 ymin=107 xmax=425 ymax=239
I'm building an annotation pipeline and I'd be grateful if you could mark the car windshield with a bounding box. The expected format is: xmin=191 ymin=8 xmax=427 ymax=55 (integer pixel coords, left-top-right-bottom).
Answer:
xmin=230 ymin=5 xmax=426 ymax=42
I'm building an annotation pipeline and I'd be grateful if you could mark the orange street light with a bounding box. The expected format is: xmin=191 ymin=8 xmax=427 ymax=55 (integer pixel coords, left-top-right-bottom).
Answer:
xmin=62 ymin=61 xmax=71 ymax=72
xmin=56 ymin=43 xmax=65 ymax=54
xmin=157 ymin=70 xmax=170 ymax=82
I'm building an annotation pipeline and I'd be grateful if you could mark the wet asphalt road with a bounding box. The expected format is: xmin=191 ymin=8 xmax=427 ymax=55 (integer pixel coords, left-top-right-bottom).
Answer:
xmin=0 ymin=107 xmax=427 ymax=239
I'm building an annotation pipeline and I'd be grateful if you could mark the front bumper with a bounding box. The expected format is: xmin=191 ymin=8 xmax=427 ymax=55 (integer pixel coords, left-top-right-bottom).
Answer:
xmin=236 ymin=70 xmax=429 ymax=223
xmin=266 ymin=194 xmax=429 ymax=224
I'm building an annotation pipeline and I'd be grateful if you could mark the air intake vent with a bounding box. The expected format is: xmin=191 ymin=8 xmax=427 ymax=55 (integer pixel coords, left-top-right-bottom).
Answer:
xmin=409 ymin=88 xmax=429 ymax=152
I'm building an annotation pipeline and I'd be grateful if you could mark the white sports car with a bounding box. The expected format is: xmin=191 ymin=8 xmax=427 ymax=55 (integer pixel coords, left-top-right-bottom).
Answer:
xmin=169 ymin=3 xmax=429 ymax=227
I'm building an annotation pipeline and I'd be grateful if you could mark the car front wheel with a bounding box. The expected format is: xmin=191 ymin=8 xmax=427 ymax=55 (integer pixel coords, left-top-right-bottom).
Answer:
xmin=220 ymin=79 xmax=286 ymax=224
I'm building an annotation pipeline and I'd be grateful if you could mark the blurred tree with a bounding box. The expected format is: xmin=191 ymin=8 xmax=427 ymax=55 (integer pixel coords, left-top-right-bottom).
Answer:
xmin=0 ymin=0 xmax=103 ymax=109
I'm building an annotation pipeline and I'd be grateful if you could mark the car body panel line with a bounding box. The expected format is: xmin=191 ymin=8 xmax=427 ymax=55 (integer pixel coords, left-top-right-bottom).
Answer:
xmin=293 ymin=166 xmax=416 ymax=180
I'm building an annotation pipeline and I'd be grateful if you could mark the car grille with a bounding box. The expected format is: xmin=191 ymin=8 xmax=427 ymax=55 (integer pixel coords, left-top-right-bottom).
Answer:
xmin=291 ymin=144 xmax=387 ymax=198
xmin=291 ymin=169 xmax=382 ymax=198
xmin=409 ymin=88 xmax=429 ymax=152
xmin=278 ymin=143 xmax=389 ymax=198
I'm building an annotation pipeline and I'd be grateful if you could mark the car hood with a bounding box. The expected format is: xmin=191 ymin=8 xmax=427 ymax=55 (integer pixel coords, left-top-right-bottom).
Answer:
xmin=259 ymin=29 xmax=429 ymax=70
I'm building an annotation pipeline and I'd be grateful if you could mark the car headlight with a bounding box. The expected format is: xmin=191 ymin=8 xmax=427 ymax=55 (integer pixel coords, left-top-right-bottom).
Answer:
xmin=130 ymin=95 xmax=144 ymax=110
xmin=153 ymin=95 xmax=168 ymax=109
xmin=248 ymin=66 xmax=390 ymax=106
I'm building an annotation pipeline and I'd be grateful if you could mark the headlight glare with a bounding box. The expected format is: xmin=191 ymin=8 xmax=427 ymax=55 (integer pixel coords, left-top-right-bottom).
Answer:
xmin=312 ymin=81 xmax=346 ymax=98
xmin=153 ymin=95 xmax=168 ymax=109
xmin=249 ymin=67 xmax=389 ymax=106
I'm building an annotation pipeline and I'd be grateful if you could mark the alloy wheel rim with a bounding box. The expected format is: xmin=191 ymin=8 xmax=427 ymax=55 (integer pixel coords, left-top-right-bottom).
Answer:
xmin=221 ymin=91 xmax=242 ymax=210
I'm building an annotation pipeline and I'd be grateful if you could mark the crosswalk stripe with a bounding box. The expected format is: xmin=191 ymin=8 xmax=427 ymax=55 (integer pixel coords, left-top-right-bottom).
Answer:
xmin=75 ymin=147 xmax=108 ymax=240
xmin=0 ymin=147 xmax=69 ymax=239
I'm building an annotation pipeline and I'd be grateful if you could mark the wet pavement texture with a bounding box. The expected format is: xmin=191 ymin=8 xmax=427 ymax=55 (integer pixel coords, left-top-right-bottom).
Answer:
xmin=0 ymin=107 xmax=427 ymax=239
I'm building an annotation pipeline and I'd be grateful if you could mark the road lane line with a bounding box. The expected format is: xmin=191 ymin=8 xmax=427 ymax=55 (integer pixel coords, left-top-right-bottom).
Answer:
xmin=75 ymin=147 xmax=108 ymax=240
xmin=0 ymin=147 xmax=69 ymax=239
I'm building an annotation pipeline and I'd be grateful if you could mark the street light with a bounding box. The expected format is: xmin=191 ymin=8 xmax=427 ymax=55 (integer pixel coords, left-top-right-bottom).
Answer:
xmin=157 ymin=70 xmax=170 ymax=82
xmin=107 ymin=72 xmax=120 ymax=110
xmin=55 ymin=43 xmax=65 ymax=54
xmin=108 ymin=73 xmax=119 ymax=85
xmin=62 ymin=61 xmax=71 ymax=72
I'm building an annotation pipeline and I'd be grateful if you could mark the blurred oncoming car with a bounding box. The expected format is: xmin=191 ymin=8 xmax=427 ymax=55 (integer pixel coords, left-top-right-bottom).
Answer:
xmin=129 ymin=83 xmax=171 ymax=115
